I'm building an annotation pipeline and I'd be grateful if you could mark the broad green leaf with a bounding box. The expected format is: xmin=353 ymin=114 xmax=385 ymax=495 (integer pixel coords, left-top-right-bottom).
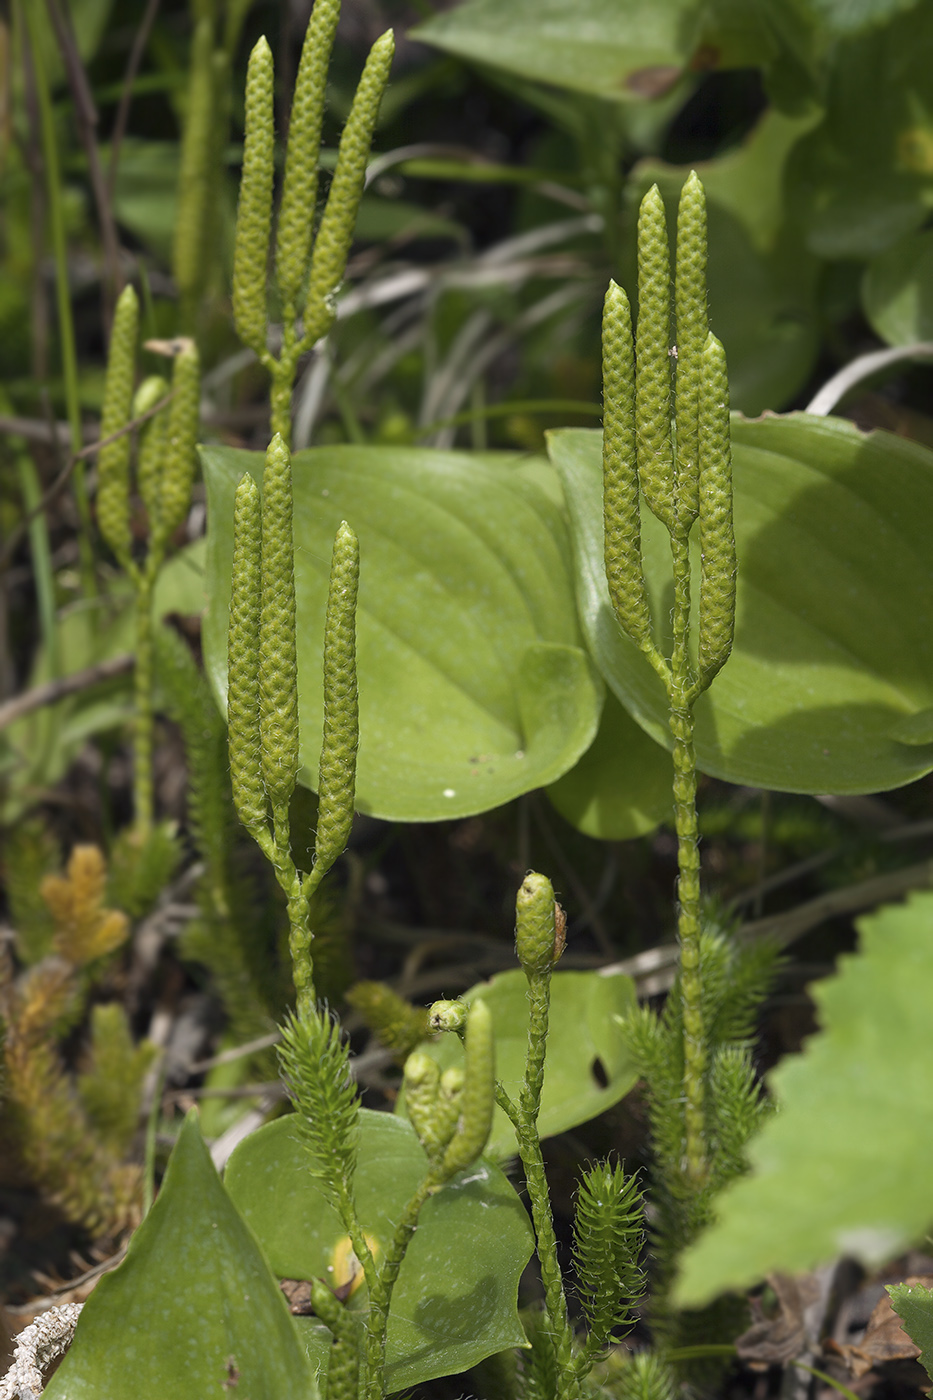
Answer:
xmin=45 ymin=1111 xmax=317 ymax=1400
xmin=889 ymin=1282 xmax=933 ymax=1385
xmin=862 ymin=229 xmax=933 ymax=346
xmin=786 ymin=5 xmax=933 ymax=257
xmin=805 ymin=0 xmax=924 ymax=35
xmin=412 ymin=0 xmax=697 ymax=103
xmin=400 ymin=969 xmax=639 ymax=1159
xmin=635 ymin=107 xmax=821 ymax=255
xmin=224 ymin=1109 xmax=533 ymax=1390
xmin=201 ymin=444 xmax=601 ymax=821
xmin=675 ymin=891 xmax=933 ymax=1306
xmin=546 ymin=690 xmax=673 ymax=840
xmin=549 ymin=418 xmax=933 ymax=794
xmin=624 ymin=173 xmax=819 ymax=415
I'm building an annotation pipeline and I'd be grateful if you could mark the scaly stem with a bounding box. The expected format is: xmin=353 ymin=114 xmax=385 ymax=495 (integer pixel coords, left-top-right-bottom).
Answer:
xmin=669 ymin=531 xmax=705 ymax=1180
xmin=363 ymin=1172 xmax=438 ymax=1400
xmin=508 ymin=973 xmax=578 ymax=1400
xmin=132 ymin=571 xmax=155 ymax=841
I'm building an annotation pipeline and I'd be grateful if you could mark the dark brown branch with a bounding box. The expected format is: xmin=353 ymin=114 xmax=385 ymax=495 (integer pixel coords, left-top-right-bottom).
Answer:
xmin=0 ymin=391 xmax=173 ymax=571
xmin=107 ymin=0 xmax=162 ymax=201
xmin=0 ymin=653 xmax=134 ymax=731
xmin=44 ymin=0 xmax=124 ymax=315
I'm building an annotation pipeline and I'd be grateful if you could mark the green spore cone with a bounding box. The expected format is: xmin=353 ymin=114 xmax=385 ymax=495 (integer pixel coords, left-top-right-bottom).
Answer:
xmin=133 ymin=375 xmax=170 ymax=534
xmin=154 ymin=339 xmax=200 ymax=553
xmin=314 ymin=521 xmax=359 ymax=879
xmin=302 ymin=30 xmax=394 ymax=347
xmin=227 ymin=473 xmax=267 ymax=831
xmin=259 ymin=433 xmax=300 ymax=812
xmin=276 ymin=0 xmax=342 ymax=316
xmin=602 ymin=279 xmax=652 ymax=649
xmin=403 ymin=1051 xmax=441 ymax=1153
xmin=635 ymin=185 xmax=675 ymax=534
xmin=515 ymin=871 xmax=558 ymax=979
xmin=233 ymin=36 xmax=274 ymax=358
xmin=696 ymin=332 xmax=735 ymax=692
xmin=674 ymin=171 xmax=708 ymax=532
xmin=442 ymin=997 xmax=494 ymax=1176
xmin=97 ymin=284 xmax=139 ymax=567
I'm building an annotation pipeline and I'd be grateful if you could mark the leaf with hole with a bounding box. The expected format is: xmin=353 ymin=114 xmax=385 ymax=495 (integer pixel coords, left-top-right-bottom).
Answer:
xmin=224 ymin=1109 xmax=534 ymax=1390
xmin=399 ymin=969 xmax=639 ymax=1159
xmin=201 ymin=444 xmax=601 ymax=821
xmin=549 ymin=417 xmax=933 ymax=794
xmin=44 ymin=1111 xmax=318 ymax=1400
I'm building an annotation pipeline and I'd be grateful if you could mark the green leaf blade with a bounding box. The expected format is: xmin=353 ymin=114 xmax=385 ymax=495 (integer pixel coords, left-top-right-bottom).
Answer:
xmin=44 ymin=1111 xmax=317 ymax=1400
xmin=549 ymin=417 xmax=933 ymax=794
xmin=224 ymin=1109 xmax=534 ymax=1389
xmin=674 ymin=891 xmax=933 ymax=1307
xmin=202 ymin=444 xmax=601 ymax=821
xmin=400 ymin=969 xmax=639 ymax=1158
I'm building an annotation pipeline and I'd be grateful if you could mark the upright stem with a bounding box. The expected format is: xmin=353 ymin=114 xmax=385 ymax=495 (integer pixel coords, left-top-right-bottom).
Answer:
xmin=363 ymin=1172 xmax=437 ymax=1400
xmin=133 ymin=572 xmax=155 ymax=840
xmin=22 ymin=1 xmax=96 ymax=596
xmin=669 ymin=532 xmax=705 ymax=1180
xmin=514 ymin=973 xmax=578 ymax=1399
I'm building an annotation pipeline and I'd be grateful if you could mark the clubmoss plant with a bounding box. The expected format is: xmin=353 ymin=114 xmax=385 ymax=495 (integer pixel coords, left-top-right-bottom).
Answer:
xmin=458 ymin=871 xmax=648 ymax=1400
xmin=95 ymin=287 xmax=201 ymax=841
xmin=232 ymin=7 xmax=394 ymax=442
xmin=602 ymin=173 xmax=736 ymax=1182
xmin=226 ymin=435 xmax=359 ymax=1013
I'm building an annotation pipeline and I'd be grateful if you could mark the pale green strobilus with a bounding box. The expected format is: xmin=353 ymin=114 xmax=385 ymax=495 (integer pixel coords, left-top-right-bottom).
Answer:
xmin=226 ymin=434 xmax=360 ymax=1013
xmin=95 ymin=287 xmax=200 ymax=842
xmin=232 ymin=4 xmax=394 ymax=443
xmin=602 ymin=172 xmax=736 ymax=1182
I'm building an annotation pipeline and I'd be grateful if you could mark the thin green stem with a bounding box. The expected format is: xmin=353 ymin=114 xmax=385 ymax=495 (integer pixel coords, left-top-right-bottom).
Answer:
xmin=515 ymin=972 xmax=578 ymax=1400
xmin=132 ymin=571 xmax=155 ymax=840
xmin=23 ymin=1 xmax=96 ymax=596
xmin=16 ymin=454 xmax=60 ymax=679
xmin=669 ymin=531 xmax=705 ymax=1181
xmin=363 ymin=1171 xmax=438 ymax=1400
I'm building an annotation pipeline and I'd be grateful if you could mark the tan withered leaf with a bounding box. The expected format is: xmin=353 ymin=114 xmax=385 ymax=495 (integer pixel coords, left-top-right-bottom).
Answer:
xmin=831 ymin=1277 xmax=932 ymax=1378
xmin=736 ymin=1274 xmax=823 ymax=1369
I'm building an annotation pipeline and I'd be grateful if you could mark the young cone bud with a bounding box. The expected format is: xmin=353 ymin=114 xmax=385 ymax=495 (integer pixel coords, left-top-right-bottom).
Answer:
xmin=302 ymin=30 xmax=394 ymax=346
xmin=97 ymin=285 xmax=139 ymax=566
xmin=276 ymin=0 xmax=341 ymax=313
xmin=403 ymin=1051 xmax=440 ymax=1152
xmin=233 ymin=37 xmax=274 ymax=356
xmin=433 ymin=1067 xmax=465 ymax=1154
xmin=515 ymin=872 xmax=559 ymax=978
xmin=442 ymin=997 xmax=494 ymax=1176
xmin=259 ymin=434 xmax=300 ymax=809
xmin=227 ymin=474 xmax=267 ymax=829
xmin=697 ymin=332 xmax=736 ymax=690
xmin=314 ymin=522 xmax=359 ymax=876
xmin=635 ymin=185 xmax=675 ymax=534
xmin=429 ymin=999 xmax=467 ymax=1036
xmin=674 ymin=171 xmax=708 ymax=531
xmin=603 ymin=280 xmax=652 ymax=649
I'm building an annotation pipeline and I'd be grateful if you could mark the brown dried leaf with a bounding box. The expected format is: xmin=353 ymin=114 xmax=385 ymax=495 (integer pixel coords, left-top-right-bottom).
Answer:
xmin=736 ymin=1273 xmax=822 ymax=1369
xmin=832 ymin=1276 xmax=931 ymax=1378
